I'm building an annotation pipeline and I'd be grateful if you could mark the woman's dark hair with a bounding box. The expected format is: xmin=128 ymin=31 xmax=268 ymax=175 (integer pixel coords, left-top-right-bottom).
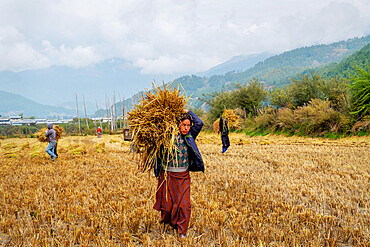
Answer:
xmin=180 ymin=113 xmax=193 ymax=124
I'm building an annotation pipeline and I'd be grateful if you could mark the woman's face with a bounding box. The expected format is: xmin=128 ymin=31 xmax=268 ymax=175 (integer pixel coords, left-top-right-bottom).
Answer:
xmin=179 ymin=119 xmax=191 ymax=135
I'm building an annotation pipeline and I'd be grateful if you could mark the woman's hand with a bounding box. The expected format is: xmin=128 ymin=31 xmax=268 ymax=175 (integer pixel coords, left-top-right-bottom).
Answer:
xmin=183 ymin=109 xmax=188 ymax=113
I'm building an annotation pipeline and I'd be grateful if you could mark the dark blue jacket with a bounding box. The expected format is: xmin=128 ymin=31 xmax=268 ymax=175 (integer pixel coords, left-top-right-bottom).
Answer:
xmin=154 ymin=111 xmax=205 ymax=177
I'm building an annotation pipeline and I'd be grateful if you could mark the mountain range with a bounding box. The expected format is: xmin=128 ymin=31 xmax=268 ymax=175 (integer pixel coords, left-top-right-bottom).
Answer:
xmin=1 ymin=35 xmax=369 ymax=118
xmin=0 ymin=59 xmax=178 ymax=110
xmin=197 ymin=52 xmax=275 ymax=77
xmin=172 ymin=35 xmax=370 ymax=103
xmin=0 ymin=90 xmax=75 ymax=118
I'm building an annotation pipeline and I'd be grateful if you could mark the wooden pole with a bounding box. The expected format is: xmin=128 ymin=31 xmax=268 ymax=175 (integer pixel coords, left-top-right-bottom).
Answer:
xmin=76 ymin=93 xmax=81 ymax=134
xmin=119 ymin=95 xmax=123 ymax=129
xmin=122 ymin=96 xmax=125 ymax=128
xmin=105 ymin=95 xmax=110 ymax=132
xmin=108 ymin=96 xmax=113 ymax=131
xmin=83 ymin=94 xmax=89 ymax=129
xmin=113 ymin=92 xmax=116 ymax=131
xmin=95 ymin=99 xmax=102 ymax=129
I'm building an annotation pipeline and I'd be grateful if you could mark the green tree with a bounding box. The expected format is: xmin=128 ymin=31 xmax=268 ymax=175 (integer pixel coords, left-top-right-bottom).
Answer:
xmin=268 ymin=87 xmax=292 ymax=108
xmin=200 ymin=91 xmax=234 ymax=122
xmin=319 ymin=78 xmax=350 ymax=113
xmin=349 ymin=66 xmax=370 ymax=120
xmin=232 ymin=78 xmax=266 ymax=116
xmin=201 ymin=78 xmax=266 ymax=122
xmin=288 ymin=71 xmax=325 ymax=107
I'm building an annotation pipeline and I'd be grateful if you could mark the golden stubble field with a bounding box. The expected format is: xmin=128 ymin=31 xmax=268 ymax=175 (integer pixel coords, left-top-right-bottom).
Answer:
xmin=0 ymin=133 xmax=369 ymax=246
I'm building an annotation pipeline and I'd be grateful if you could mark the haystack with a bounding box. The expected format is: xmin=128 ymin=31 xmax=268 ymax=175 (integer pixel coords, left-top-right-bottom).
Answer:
xmin=35 ymin=125 xmax=64 ymax=142
xmin=128 ymin=83 xmax=188 ymax=173
xmin=213 ymin=109 xmax=241 ymax=133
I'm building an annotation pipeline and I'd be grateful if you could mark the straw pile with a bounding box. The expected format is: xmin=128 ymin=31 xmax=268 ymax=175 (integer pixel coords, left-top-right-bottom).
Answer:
xmin=213 ymin=109 xmax=241 ymax=133
xmin=54 ymin=125 xmax=63 ymax=140
xmin=128 ymin=83 xmax=188 ymax=173
xmin=35 ymin=125 xmax=64 ymax=142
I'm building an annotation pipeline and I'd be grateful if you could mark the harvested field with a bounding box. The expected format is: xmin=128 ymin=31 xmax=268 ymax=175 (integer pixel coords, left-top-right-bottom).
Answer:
xmin=0 ymin=133 xmax=369 ymax=246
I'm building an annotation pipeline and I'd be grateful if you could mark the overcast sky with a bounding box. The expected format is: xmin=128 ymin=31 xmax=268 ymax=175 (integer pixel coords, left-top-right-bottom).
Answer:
xmin=0 ymin=0 xmax=369 ymax=76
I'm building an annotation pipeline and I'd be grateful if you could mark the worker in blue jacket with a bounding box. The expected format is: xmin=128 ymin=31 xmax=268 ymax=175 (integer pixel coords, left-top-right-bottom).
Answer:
xmin=153 ymin=110 xmax=204 ymax=238
xmin=154 ymin=110 xmax=204 ymax=176
xmin=219 ymin=115 xmax=230 ymax=153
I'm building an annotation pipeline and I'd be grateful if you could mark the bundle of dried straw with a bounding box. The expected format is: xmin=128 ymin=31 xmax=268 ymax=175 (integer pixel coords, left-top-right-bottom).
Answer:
xmin=213 ymin=109 xmax=241 ymax=133
xmin=128 ymin=83 xmax=188 ymax=173
xmin=35 ymin=125 xmax=64 ymax=142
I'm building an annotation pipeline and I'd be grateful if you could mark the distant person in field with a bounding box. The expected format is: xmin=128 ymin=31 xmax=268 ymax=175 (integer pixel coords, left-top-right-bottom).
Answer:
xmin=219 ymin=115 xmax=230 ymax=153
xmin=153 ymin=110 xmax=204 ymax=238
xmin=45 ymin=123 xmax=57 ymax=161
xmin=97 ymin=126 xmax=102 ymax=138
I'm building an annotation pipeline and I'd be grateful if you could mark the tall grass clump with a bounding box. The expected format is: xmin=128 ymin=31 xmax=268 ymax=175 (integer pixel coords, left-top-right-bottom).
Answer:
xmin=128 ymin=83 xmax=188 ymax=173
xmin=253 ymin=106 xmax=276 ymax=131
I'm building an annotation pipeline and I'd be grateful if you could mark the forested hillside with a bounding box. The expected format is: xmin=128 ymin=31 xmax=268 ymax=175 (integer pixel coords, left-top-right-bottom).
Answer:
xmin=172 ymin=35 xmax=370 ymax=104
xmin=107 ymin=36 xmax=370 ymax=117
xmin=319 ymin=43 xmax=370 ymax=79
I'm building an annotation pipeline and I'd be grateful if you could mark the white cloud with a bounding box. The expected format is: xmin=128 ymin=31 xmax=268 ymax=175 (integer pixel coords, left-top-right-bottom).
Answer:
xmin=41 ymin=40 xmax=104 ymax=68
xmin=0 ymin=0 xmax=369 ymax=74
xmin=0 ymin=25 xmax=49 ymax=71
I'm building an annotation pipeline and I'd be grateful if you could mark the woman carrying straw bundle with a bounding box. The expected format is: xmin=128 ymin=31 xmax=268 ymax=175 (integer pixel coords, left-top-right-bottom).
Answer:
xmin=219 ymin=114 xmax=230 ymax=153
xmin=128 ymin=84 xmax=204 ymax=237
xmin=153 ymin=109 xmax=204 ymax=238
xmin=45 ymin=123 xmax=57 ymax=161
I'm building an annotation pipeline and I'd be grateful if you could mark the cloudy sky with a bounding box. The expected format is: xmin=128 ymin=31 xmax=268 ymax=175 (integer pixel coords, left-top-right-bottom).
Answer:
xmin=0 ymin=0 xmax=369 ymax=76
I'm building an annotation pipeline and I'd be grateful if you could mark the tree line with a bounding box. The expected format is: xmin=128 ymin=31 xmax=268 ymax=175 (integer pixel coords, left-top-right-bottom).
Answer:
xmin=200 ymin=66 xmax=370 ymax=137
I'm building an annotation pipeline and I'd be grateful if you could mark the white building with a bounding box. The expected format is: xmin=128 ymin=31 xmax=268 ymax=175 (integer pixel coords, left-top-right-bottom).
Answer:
xmin=0 ymin=118 xmax=10 ymax=125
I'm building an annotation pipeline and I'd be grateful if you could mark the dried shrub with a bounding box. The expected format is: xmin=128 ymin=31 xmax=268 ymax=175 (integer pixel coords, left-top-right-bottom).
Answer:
xmin=294 ymin=99 xmax=342 ymax=135
xmin=240 ymin=117 xmax=256 ymax=131
xmin=252 ymin=99 xmax=351 ymax=135
xmin=254 ymin=106 xmax=275 ymax=130
xmin=351 ymin=116 xmax=370 ymax=133
xmin=128 ymin=83 xmax=188 ymax=172
xmin=276 ymin=107 xmax=295 ymax=130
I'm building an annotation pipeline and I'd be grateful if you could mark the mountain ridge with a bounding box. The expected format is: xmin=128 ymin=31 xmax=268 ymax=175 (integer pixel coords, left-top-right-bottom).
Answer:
xmin=173 ymin=35 xmax=370 ymax=102
xmin=0 ymin=90 xmax=75 ymax=118
xmin=197 ymin=52 xmax=275 ymax=77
